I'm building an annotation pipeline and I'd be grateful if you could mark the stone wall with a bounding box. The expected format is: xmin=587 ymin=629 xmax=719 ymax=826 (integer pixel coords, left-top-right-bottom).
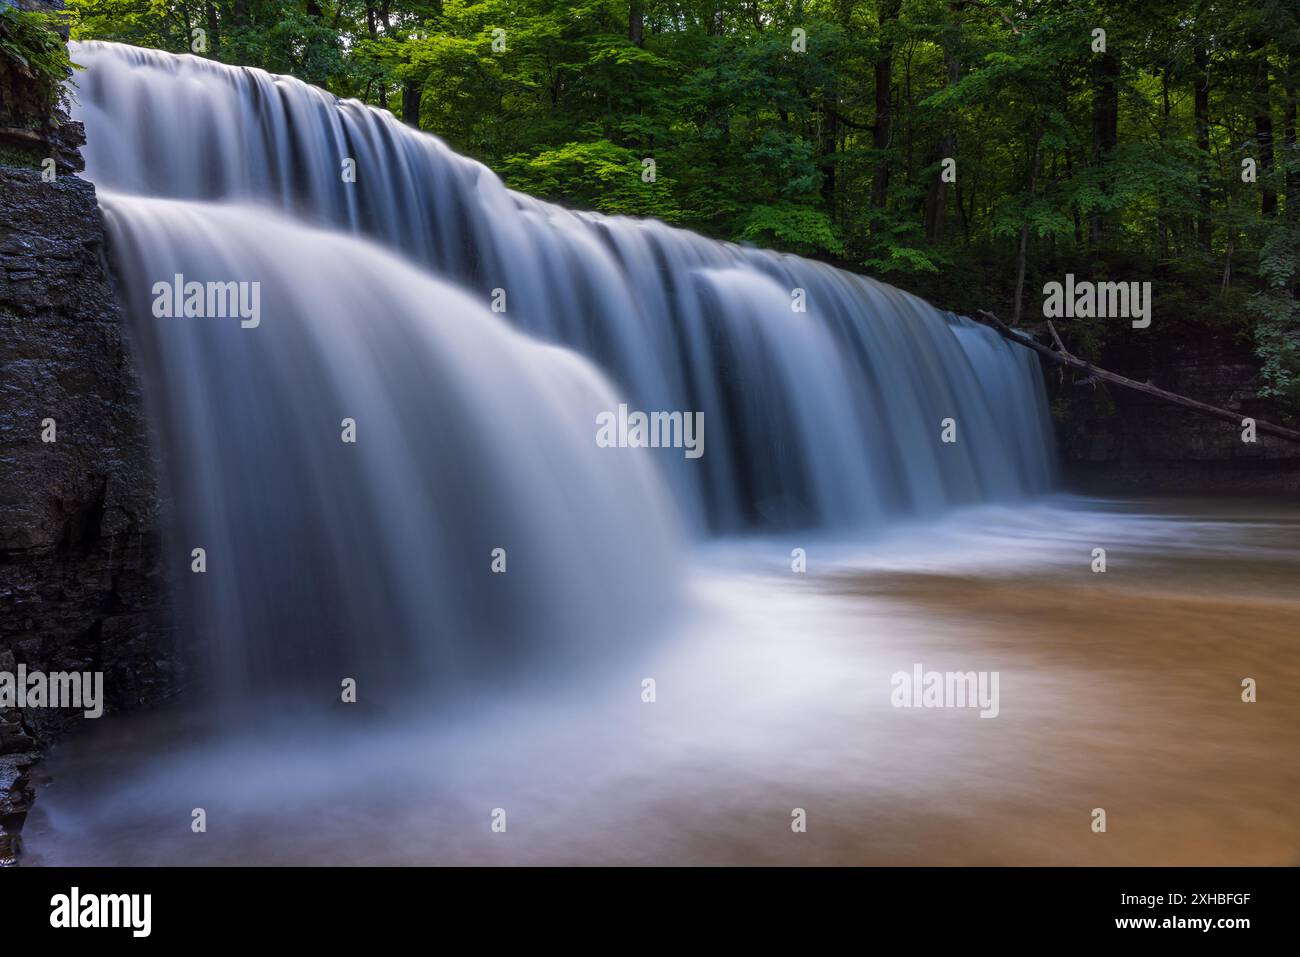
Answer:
xmin=1049 ymin=328 xmax=1300 ymax=494
xmin=0 ymin=19 xmax=175 ymax=861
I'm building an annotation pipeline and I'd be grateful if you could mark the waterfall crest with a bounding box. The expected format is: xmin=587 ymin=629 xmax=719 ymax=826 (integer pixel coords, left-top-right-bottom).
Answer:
xmin=72 ymin=40 xmax=1055 ymax=536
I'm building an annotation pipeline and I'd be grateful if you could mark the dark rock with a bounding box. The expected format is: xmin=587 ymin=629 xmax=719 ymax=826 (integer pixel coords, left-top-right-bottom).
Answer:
xmin=0 ymin=752 xmax=34 ymax=814
xmin=1049 ymin=327 xmax=1300 ymax=493
xmin=0 ymin=831 xmax=21 ymax=867
xmin=0 ymin=1 xmax=84 ymax=173
xmin=0 ymin=165 xmax=177 ymax=860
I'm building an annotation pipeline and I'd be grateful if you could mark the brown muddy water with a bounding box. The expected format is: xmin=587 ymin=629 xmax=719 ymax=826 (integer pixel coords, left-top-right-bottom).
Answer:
xmin=20 ymin=496 xmax=1300 ymax=865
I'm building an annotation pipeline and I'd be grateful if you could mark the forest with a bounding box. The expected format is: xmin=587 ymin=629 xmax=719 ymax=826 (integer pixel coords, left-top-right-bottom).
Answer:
xmin=4 ymin=0 xmax=1300 ymax=880
xmin=6 ymin=0 xmax=1298 ymax=412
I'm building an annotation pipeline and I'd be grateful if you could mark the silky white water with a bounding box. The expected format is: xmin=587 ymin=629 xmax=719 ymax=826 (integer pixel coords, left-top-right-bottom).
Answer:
xmin=48 ymin=43 xmax=1293 ymax=866
xmin=101 ymin=194 xmax=683 ymax=699
xmin=25 ymin=497 xmax=1300 ymax=865
xmin=72 ymin=40 xmax=1054 ymax=539
xmin=60 ymin=40 xmax=1060 ymax=701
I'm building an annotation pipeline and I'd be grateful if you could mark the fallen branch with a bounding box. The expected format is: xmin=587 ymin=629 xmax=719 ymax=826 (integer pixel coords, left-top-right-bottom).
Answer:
xmin=971 ymin=309 xmax=1300 ymax=445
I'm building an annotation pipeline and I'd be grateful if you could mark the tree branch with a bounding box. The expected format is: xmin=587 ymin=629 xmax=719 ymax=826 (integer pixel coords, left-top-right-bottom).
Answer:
xmin=971 ymin=310 xmax=1300 ymax=444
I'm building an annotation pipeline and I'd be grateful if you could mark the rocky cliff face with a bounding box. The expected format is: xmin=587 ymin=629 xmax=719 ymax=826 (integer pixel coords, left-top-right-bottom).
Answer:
xmin=1050 ymin=329 xmax=1300 ymax=494
xmin=0 ymin=28 xmax=175 ymax=860
xmin=0 ymin=0 xmax=84 ymax=173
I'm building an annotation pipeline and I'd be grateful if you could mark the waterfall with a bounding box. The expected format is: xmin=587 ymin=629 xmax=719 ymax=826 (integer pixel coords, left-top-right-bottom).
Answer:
xmin=72 ymin=41 xmax=1055 ymax=540
xmin=101 ymin=194 xmax=682 ymax=699
xmin=65 ymin=41 xmax=1056 ymax=698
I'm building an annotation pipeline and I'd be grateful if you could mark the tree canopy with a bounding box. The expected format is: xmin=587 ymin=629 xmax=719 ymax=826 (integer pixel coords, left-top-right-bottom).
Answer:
xmin=58 ymin=0 xmax=1300 ymax=408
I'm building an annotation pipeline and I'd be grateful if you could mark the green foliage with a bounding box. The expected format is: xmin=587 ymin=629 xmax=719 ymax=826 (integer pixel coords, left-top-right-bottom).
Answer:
xmin=864 ymin=243 xmax=940 ymax=275
xmin=1250 ymin=220 xmax=1300 ymax=403
xmin=61 ymin=0 xmax=1300 ymax=412
xmin=503 ymin=139 xmax=682 ymax=220
xmin=739 ymin=203 xmax=843 ymax=257
xmin=0 ymin=6 xmax=76 ymax=109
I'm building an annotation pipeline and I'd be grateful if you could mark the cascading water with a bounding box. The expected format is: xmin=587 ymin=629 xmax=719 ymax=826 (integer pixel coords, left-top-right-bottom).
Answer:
xmin=102 ymin=194 xmax=682 ymax=700
xmin=72 ymin=40 xmax=1055 ymax=542
xmin=24 ymin=42 xmax=1298 ymax=872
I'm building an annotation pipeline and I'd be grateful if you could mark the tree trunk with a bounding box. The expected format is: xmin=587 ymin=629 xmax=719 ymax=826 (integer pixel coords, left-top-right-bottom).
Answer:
xmin=629 ymin=1 xmax=644 ymax=47
xmin=1194 ymin=44 xmax=1212 ymax=251
xmin=925 ymin=9 xmax=960 ymax=242
xmin=303 ymin=0 xmax=328 ymax=86
xmin=402 ymin=78 xmax=422 ymax=129
xmin=708 ymin=1 xmax=724 ymax=36
xmin=1008 ymin=147 xmax=1040 ymax=327
xmin=1285 ymin=65 xmax=1297 ymax=222
xmin=1089 ymin=50 xmax=1119 ymax=243
xmin=1256 ymin=71 xmax=1277 ymax=216
xmin=204 ymin=1 xmax=220 ymax=53
xmin=822 ymin=105 xmax=838 ymax=212
xmin=819 ymin=0 xmax=856 ymax=217
xmin=871 ymin=0 xmax=902 ymax=211
xmin=1249 ymin=34 xmax=1277 ymax=217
